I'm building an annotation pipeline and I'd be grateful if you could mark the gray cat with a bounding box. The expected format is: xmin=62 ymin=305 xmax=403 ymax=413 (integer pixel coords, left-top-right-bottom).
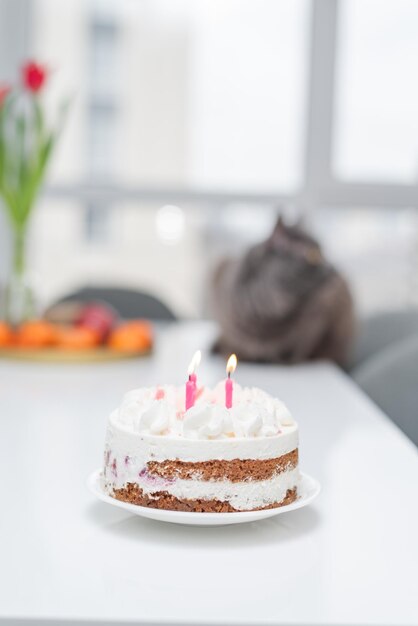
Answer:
xmin=211 ymin=217 xmax=355 ymax=365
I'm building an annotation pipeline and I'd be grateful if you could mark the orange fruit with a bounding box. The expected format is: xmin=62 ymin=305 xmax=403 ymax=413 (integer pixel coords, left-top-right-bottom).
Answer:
xmin=108 ymin=320 xmax=153 ymax=352
xmin=56 ymin=326 xmax=101 ymax=350
xmin=0 ymin=321 xmax=14 ymax=347
xmin=16 ymin=320 xmax=58 ymax=348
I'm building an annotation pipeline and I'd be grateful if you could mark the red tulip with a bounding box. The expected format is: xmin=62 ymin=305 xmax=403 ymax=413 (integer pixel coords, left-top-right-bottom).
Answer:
xmin=22 ymin=61 xmax=47 ymax=93
xmin=0 ymin=84 xmax=11 ymax=106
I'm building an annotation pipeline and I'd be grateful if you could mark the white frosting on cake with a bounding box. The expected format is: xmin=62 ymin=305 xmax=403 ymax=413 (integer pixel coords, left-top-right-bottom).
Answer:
xmin=104 ymin=384 xmax=298 ymax=463
xmin=183 ymin=403 xmax=234 ymax=439
xmin=113 ymin=384 xmax=295 ymax=439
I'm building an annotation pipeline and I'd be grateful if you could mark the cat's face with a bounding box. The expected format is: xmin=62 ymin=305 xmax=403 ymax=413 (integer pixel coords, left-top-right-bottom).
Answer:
xmin=239 ymin=219 xmax=331 ymax=297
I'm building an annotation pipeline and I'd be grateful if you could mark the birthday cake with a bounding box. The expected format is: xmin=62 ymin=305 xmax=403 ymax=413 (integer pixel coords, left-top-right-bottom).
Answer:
xmin=102 ymin=358 xmax=299 ymax=513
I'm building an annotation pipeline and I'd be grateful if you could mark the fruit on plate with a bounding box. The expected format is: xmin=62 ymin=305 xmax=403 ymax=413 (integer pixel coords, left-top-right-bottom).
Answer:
xmin=108 ymin=320 xmax=153 ymax=352
xmin=76 ymin=303 xmax=117 ymax=341
xmin=45 ymin=301 xmax=85 ymax=325
xmin=15 ymin=320 xmax=58 ymax=348
xmin=0 ymin=314 xmax=153 ymax=356
xmin=56 ymin=326 xmax=101 ymax=350
xmin=0 ymin=322 xmax=14 ymax=347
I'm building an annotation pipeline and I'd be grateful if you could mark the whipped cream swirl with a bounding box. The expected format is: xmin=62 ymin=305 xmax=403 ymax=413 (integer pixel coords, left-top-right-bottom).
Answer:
xmin=117 ymin=387 xmax=177 ymax=436
xmin=112 ymin=384 xmax=295 ymax=439
xmin=183 ymin=403 xmax=233 ymax=439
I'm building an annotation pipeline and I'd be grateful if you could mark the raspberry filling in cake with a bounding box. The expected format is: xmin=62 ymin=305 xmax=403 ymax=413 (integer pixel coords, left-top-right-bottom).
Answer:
xmin=103 ymin=384 xmax=299 ymax=513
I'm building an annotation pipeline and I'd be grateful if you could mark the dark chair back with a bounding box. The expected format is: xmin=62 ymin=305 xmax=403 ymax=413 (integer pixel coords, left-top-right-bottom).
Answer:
xmin=352 ymin=333 xmax=418 ymax=446
xmin=55 ymin=286 xmax=176 ymax=321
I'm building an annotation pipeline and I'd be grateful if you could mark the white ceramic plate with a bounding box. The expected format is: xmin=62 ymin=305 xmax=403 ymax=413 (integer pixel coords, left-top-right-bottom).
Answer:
xmin=87 ymin=469 xmax=320 ymax=526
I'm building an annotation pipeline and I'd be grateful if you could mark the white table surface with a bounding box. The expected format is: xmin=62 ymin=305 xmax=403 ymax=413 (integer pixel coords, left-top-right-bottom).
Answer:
xmin=1 ymin=321 xmax=417 ymax=626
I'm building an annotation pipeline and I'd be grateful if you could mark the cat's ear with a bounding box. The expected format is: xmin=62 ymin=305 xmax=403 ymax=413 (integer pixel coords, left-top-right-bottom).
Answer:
xmin=273 ymin=213 xmax=285 ymax=232
xmin=271 ymin=212 xmax=285 ymax=237
xmin=269 ymin=212 xmax=288 ymax=248
xmin=272 ymin=211 xmax=300 ymax=234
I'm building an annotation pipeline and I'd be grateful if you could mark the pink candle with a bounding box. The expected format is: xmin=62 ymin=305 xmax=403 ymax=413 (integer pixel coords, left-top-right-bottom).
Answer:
xmin=225 ymin=375 xmax=233 ymax=409
xmin=185 ymin=377 xmax=195 ymax=410
xmin=225 ymin=354 xmax=237 ymax=409
xmin=185 ymin=350 xmax=201 ymax=411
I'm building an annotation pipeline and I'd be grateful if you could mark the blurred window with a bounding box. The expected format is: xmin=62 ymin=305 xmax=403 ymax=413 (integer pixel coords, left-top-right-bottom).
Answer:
xmin=334 ymin=0 xmax=418 ymax=182
xmin=32 ymin=0 xmax=309 ymax=192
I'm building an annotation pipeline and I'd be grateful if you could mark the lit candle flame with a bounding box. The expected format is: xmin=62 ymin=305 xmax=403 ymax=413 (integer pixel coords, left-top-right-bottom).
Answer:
xmin=187 ymin=350 xmax=202 ymax=376
xmin=226 ymin=353 xmax=237 ymax=376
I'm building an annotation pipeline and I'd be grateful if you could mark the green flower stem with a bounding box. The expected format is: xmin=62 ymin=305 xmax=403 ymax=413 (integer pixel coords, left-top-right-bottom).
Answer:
xmin=12 ymin=224 xmax=27 ymax=277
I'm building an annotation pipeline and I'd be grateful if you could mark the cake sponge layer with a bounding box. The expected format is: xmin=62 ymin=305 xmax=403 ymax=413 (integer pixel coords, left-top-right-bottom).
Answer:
xmin=146 ymin=449 xmax=298 ymax=482
xmin=113 ymin=483 xmax=297 ymax=513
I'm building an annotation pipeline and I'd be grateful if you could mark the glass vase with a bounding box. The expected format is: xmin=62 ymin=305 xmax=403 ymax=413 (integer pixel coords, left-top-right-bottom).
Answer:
xmin=2 ymin=226 xmax=36 ymax=325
